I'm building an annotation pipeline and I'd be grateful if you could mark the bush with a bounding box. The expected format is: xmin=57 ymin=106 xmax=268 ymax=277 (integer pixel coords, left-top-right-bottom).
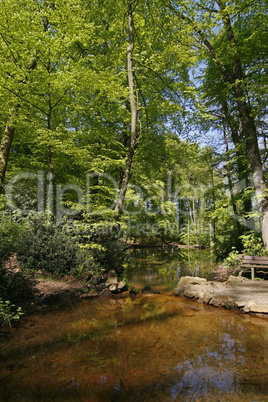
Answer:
xmin=0 ymin=212 xmax=30 ymax=263
xmin=240 ymin=231 xmax=268 ymax=256
xmin=222 ymin=249 xmax=240 ymax=270
xmin=16 ymin=216 xmax=80 ymax=275
xmin=0 ymin=298 xmax=24 ymax=327
xmin=89 ymin=232 xmax=128 ymax=275
xmin=0 ymin=264 xmax=35 ymax=305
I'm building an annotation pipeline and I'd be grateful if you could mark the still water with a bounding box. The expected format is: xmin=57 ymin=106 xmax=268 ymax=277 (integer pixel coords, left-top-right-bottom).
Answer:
xmin=0 ymin=249 xmax=267 ymax=401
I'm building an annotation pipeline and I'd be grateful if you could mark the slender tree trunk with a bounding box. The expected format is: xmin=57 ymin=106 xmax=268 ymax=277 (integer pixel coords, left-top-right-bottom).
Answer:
xmin=114 ymin=0 xmax=137 ymax=220
xmin=0 ymin=57 xmax=37 ymax=185
xmin=223 ymin=123 xmax=237 ymax=216
xmin=0 ymin=105 xmax=19 ymax=184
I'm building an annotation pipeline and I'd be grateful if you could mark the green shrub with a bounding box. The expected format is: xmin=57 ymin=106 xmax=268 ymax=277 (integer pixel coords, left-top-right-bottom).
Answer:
xmin=223 ymin=249 xmax=240 ymax=270
xmin=0 ymin=298 xmax=24 ymax=327
xmin=88 ymin=231 xmax=128 ymax=274
xmin=16 ymin=216 xmax=80 ymax=275
xmin=0 ymin=264 xmax=35 ymax=305
xmin=0 ymin=212 xmax=30 ymax=263
xmin=240 ymin=231 xmax=268 ymax=256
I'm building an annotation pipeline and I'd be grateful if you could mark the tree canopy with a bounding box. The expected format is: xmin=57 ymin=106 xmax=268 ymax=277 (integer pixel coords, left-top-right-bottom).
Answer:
xmin=0 ymin=0 xmax=267 ymax=256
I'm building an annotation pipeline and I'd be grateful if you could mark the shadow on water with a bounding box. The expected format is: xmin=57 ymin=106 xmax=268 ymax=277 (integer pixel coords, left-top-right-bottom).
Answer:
xmin=0 ymin=249 xmax=267 ymax=401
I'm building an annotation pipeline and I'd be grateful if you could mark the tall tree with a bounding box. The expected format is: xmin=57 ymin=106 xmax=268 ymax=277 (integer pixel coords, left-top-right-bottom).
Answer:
xmin=167 ymin=0 xmax=268 ymax=244
xmin=114 ymin=0 xmax=137 ymax=220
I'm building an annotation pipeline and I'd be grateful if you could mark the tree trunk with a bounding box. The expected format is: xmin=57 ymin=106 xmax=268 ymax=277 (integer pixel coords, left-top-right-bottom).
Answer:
xmin=0 ymin=57 xmax=38 ymax=185
xmin=0 ymin=105 xmax=19 ymax=184
xmin=206 ymin=1 xmax=268 ymax=244
xmin=114 ymin=0 xmax=137 ymax=220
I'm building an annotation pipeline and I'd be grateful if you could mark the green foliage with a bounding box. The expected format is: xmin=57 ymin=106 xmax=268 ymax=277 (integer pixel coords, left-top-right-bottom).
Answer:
xmin=222 ymin=249 xmax=240 ymax=270
xmin=0 ymin=298 xmax=24 ymax=327
xmin=0 ymin=264 xmax=35 ymax=305
xmin=0 ymin=212 xmax=30 ymax=262
xmin=240 ymin=231 xmax=268 ymax=256
xmin=0 ymin=0 xmax=267 ymax=258
xmin=85 ymin=230 xmax=128 ymax=275
xmin=15 ymin=216 xmax=80 ymax=275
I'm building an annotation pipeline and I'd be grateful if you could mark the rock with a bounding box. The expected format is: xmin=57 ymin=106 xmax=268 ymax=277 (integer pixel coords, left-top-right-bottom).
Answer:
xmin=117 ymin=281 xmax=128 ymax=293
xmin=105 ymin=277 xmax=118 ymax=287
xmin=108 ymin=284 xmax=118 ymax=292
xmin=183 ymin=285 xmax=198 ymax=299
xmin=99 ymin=288 xmax=112 ymax=298
xmin=107 ymin=270 xmax=117 ymax=278
xmin=174 ymin=275 xmax=268 ymax=315
xmin=224 ymin=297 xmax=238 ymax=310
xmin=243 ymin=301 xmax=268 ymax=314
xmin=81 ymin=271 xmax=92 ymax=281
xmin=177 ymin=276 xmax=207 ymax=287
xmin=203 ymin=289 xmax=214 ymax=304
xmin=141 ymin=286 xmax=160 ymax=294
xmin=209 ymin=295 xmax=225 ymax=307
xmin=91 ymin=275 xmax=103 ymax=285
xmin=226 ymin=275 xmax=245 ymax=283
xmin=96 ymin=283 xmax=106 ymax=291
xmin=173 ymin=287 xmax=184 ymax=297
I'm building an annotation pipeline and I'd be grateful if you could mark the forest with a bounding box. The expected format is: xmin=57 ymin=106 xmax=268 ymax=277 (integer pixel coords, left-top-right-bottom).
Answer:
xmin=0 ymin=4 xmax=268 ymax=400
xmin=0 ymin=0 xmax=268 ymax=311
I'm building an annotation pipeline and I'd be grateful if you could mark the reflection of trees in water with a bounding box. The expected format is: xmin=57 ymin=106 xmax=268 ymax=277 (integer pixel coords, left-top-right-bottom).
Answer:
xmin=125 ymin=248 xmax=215 ymax=289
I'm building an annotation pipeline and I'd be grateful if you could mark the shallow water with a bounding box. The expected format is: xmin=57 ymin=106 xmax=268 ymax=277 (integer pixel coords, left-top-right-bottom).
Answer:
xmin=0 ymin=250 xmax=268 ymax=401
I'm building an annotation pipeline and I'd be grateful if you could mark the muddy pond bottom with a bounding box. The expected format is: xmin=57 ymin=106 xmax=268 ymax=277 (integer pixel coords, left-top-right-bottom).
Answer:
xmin=1 ymin=292 xmax=268 ymax=401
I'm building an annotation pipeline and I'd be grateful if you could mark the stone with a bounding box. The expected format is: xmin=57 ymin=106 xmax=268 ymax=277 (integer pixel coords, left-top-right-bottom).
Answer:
xmin=203 ymin=289 xmax=213 ymax=304
xmin=223 ymin=297 xmax=238 ymax=310
xmin=243 ymin=301 xmax=268 ymax=314
xmin=81 ymin=271 xmax=92 ymax=281
xmin=117 ymin=281 xmax=128 ymax=292
xmin=107 ymin=270 xmax=117 ymax=278
xmin=183 ymin=284 xmax=198 ymax=299
xmin=173 ymin=287 xmax=184 ymax=297
xmin=177 ymin=276 xmax=207 ymax=287
xmin=209 ymin=296 xmax=225 ymax=307
xmin=91 ymin=275 xmax=102 ymax=285
xmin=226 ymin=275 xmax=245 ymax=283
xmin=96 ymin=283 xmax=106 ymax=291
xmin=105 ymin=277 xmax=118 ymax=287
xmin=99 ymin=288 xmax=112 ymax=298
xmin=108 ymin=284 xmax=118 ymax=292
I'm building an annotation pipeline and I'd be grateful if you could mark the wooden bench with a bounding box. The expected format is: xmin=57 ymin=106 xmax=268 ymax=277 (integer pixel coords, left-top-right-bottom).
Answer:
xmin=239 ymin=255 xmax=268 ymax=280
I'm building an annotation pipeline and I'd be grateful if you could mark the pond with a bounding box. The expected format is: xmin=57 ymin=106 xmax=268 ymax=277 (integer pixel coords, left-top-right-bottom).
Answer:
xmin=0 ymin=249 xmax=267 ymax=401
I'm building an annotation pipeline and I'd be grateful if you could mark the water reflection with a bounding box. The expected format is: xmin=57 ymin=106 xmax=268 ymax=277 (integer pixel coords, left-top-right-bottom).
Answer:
xmin=0 ymin=250 xmax=267 ymax=401
xmin=125 ymin=248 xmax=216 ymax=292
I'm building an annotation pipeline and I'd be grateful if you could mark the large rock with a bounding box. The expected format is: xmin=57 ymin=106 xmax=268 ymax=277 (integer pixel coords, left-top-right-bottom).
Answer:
xmin=117 ymin=281 xmax=128 ymax=292
xmin=226 ymin=275 xmax=245 ymax=283
xmin=91 ymin=275 xmax=103 ymax=285
xmin=99 ymin=288 xmax=112 ymax=298
xmin=177 ymin=276 xmax=207 ymax=287
xmin=105 ymin=277 xmax=118 ymax=287
xmin=243 ymin=301 xmax=268 ymax=314
xmin=81 ymin=271 xmax=92 ymax=281
xmin=174 ymin=275 xmax=268 ymax=315
xmin=183 ymin=284 xmax=198 ymax=299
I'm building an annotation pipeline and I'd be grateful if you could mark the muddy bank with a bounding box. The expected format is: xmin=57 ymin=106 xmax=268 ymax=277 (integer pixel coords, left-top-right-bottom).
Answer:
xmin=174 ymin=276 xmax=268 ymax=315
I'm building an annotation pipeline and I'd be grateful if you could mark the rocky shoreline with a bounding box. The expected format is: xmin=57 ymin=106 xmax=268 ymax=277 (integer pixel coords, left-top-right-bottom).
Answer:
xmin=174 ymin=276 xmax=268 ymax=315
